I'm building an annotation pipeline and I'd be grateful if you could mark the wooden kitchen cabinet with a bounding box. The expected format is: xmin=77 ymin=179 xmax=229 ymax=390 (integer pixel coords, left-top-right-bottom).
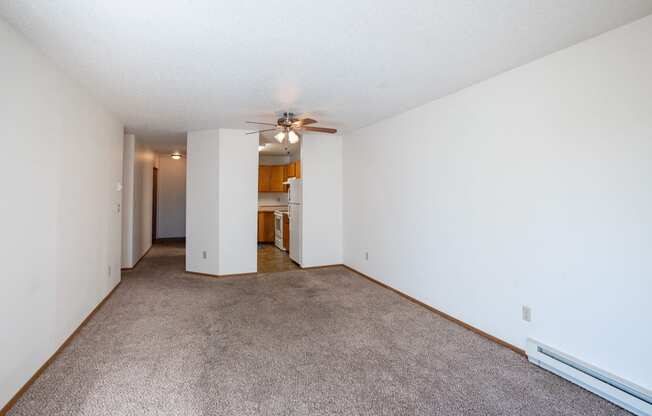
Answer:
xmin=283 ymin=163 xmax=294 ymax=192
xmin=282 ymin=213 xmax=289 ymax=250
xmin=257 ymin=211 xmax=275 ymax=243
xmin=257 ymin=212 xmax=264 ymax=241
xmin=294 ymin=160 xmax=301 ymax=179
xmin=259 ymin=165 xmax=286 ymax=192
xmin=285 ymin=160 xmax=301 ymax=179
xmin=269 ymin=166 xmax=285 ymax=192
xmin=286 ymin=162 xmax=295 ymax=179
xmin=258 ymin=166 xmax=271 ymax=192
xmin=259 ymin=160 xmax=301 ymax=192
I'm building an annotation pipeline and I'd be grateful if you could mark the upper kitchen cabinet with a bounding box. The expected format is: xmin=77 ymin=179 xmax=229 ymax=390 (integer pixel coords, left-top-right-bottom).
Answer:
xmin=286 ymin=162 xmax=296 ymax=179
xmin=294 ymin=160 xmax=301 ymax=179
xmin=258 ymin=165 xmax=286 ymax=192
xmin=258 ymin=165 xmax=272 ymax=192
xmin=269 ymin=165 xmax=285 ymax=192
xmin=259 ymin=161 xmax=301 ymax=192
xmin=286 ymin=160 xmax=301 ymax=179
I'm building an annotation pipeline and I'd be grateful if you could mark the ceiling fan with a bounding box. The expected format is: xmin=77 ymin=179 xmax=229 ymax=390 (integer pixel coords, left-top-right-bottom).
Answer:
xmin=246 ymin=112 xmax=337 ymax=144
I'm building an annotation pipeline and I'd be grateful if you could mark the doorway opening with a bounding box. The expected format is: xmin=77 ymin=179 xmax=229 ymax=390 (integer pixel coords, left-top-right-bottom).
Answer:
xmin=257 ymin=132 xmax=301 ymax=273
xmin=147 ymin=149 xmax=187 ymax=272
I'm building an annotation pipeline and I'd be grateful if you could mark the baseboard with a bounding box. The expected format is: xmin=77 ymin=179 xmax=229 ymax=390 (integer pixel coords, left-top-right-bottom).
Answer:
xmin=154 ymin=237 xmax=186 ymax=243
xmin=185 ymin=270 xmax=258 ymax=279
xmin=120 ymin=245 xmax=152 ymax=271
xmin=0 ymin=281 xmax=123 ymax=416
xmin=341 ymin=265 xmax=526 ymax=357
xmin=301 ymin=264 xmax=342 ymax=270
xmin=186 ymin=265 xmax=338 ymax=278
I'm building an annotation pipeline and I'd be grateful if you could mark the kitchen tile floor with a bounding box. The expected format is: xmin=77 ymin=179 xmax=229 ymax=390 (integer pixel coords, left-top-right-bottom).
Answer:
xmin=257 ymin=243 xmax=300 ymax=274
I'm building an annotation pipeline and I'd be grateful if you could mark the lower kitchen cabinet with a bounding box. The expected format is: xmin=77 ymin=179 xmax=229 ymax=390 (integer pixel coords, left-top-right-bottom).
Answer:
xmin=257 ymin=211 xmax=275 ymax=243
xmin=283 ymin=213 xmax=289 ymax=250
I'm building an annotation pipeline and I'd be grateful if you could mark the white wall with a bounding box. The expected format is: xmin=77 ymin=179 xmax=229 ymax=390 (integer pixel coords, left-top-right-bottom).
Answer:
xmin=157 ymin=154 xmax=186 ymax=239
xmin=120 ymin=137 xmax=154 ymax=267
xmin=301 ymin=134 xmax=343 ymax=267
xmin=343 ymin=16 xmax=652 ymax=390
xmin=186 ymin=129 xmax=258 ymax=276
xmin=218 ymin=129 xmax=258 ymax=275
xmin=130 ymin=142 xmax=154 ymax=265
xmin=121 ymin=134 xmax=135 ymax=267
xmin=186 ymin=130 xmax=220 ymax=275
xmin=0 ymin=17 xmax=123 ymax=409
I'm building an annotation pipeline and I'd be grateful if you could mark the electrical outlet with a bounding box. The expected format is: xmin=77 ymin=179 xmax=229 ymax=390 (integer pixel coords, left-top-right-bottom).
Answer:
xmin=117 ymin=203 xmax=121 ymax=214
xmin=202 ymin=251 xmax=207 ymax=259
xmin=365 ymin=252 xmax=369 ymax=261
xmin=522 ymin=305 xmax=532 ymax=322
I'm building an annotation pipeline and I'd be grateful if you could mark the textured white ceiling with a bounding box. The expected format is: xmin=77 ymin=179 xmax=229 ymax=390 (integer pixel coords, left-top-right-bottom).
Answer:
xmin=2 ymin=0 xmax=651 ymax=149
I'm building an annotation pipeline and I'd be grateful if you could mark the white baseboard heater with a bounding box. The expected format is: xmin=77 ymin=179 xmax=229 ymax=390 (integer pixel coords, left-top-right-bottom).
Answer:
xmin=526 ymin=339 xmax=652 ymax=416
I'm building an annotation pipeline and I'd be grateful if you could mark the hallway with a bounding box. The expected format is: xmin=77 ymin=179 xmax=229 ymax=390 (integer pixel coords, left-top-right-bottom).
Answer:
xmin=7 ymin=244 xmax=627 ymax=416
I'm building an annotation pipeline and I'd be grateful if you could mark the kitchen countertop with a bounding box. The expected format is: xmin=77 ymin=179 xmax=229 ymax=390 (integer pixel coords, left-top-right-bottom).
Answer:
xmin=258 ymin=205 xmax=288 ymax=213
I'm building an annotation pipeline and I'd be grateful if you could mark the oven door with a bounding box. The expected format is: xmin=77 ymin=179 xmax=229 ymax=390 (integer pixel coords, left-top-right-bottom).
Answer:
xmin=274 ymin=213 xmax=282 ymax=235
xmin=274 ymin=212 xmax=284 ymax=250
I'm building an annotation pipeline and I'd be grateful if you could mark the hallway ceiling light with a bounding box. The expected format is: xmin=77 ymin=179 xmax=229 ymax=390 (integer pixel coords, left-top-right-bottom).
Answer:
xmin=171 ymin=152 xmax=183 ymax=160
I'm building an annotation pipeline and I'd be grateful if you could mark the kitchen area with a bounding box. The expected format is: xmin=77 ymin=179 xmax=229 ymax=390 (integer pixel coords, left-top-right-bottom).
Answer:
xmin=257 ymin=134 xmax=302 ymax=273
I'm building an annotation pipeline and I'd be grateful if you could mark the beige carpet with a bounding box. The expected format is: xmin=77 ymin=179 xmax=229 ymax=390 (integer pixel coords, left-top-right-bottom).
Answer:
xmin=7 ymin=242 xmax=629 ymax=415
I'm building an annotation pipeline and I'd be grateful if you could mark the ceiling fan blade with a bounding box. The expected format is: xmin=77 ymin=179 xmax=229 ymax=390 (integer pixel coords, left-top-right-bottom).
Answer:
xmin=245 ymin=121 xmax=278 ymax=126
xmin=297 ymin=118 xmax=317 ymax=126
xmin=302 ymin=126 xmax=337 ymax=134
xmin=245 ymin=128 xmax=278 ymax=135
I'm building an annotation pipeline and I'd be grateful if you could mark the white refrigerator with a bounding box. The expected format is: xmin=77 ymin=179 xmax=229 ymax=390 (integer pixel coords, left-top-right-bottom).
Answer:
xmin=288 ymin=178 xmax=302 ymax=265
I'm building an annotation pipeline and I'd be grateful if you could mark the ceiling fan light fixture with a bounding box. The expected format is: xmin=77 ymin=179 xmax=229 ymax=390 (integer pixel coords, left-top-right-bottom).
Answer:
xmin=246 ymin=114 xmax=337 ymax=138
xmin=258 ymin=144 xmax=266 ymax=151
xmin=288 ymin=130 xmax=299 ymax=144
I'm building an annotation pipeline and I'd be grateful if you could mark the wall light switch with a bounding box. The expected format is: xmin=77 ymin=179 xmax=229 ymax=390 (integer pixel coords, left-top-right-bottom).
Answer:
xmin=522 ymin=305 xmax=532 ymax=322
xmin=202 ymin=251 xmax=207 ymax=259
